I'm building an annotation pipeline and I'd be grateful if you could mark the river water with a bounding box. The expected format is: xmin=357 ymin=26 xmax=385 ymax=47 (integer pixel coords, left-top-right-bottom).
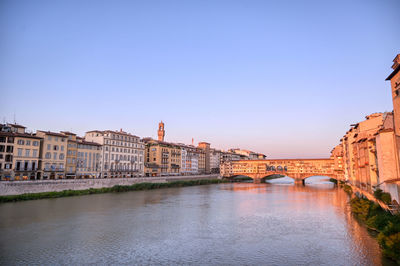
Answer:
xmin=0 ymin=176 xmax=393 ymax=265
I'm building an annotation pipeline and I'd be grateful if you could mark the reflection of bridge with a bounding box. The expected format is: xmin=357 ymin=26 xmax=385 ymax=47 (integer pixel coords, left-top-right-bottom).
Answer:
xmin=220 ymin=159 xmax=338 ymax=184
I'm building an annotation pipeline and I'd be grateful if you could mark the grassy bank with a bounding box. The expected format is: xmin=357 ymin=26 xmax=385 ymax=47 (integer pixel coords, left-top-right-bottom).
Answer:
xmin=349 ymin=195 xmax=400 ymax=264
xmin=0 ymin=179 xmax=228 ymax=203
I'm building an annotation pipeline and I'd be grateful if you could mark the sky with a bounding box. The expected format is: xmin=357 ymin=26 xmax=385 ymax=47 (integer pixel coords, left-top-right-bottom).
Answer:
xmin=0 ymin=0 xmax=399 ymax=158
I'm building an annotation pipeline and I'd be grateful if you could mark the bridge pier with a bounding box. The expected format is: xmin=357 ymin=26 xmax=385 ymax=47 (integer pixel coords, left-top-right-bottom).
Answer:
xmin=294 ymin=179 xmax=305 ymax=186
xmin=253 ymin=178 xmax=261 ymax=184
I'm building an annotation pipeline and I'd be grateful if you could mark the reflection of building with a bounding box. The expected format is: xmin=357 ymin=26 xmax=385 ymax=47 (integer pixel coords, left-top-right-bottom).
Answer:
xmin=85 ymin=129 xmax=144 ymax=178
xmin=36 ymin=131 xmax=68 ymax=180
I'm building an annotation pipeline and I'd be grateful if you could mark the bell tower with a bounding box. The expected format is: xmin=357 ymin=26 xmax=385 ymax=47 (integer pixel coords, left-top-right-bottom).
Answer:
xmin=158 ymin=121 xmax=165 ymax=141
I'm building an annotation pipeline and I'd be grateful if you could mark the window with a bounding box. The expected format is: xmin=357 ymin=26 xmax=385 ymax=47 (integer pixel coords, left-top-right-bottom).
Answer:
xmin=54 ymin=137 xmax=58 ymax=142
xmin=47 ymin=144 xmax=51 ymax=150
xmin=18 ymin=148 xmax=23 ymax=156
xmin=53 ymin=152 xmax=57 ymax=160
xmin=5 ymin=155 xmax=12 ymax=162
xmin=59 ymin=153 xmax=64 ymax=160
xmin=33 ymin=150 xmax=38 ymax=157
xmin=48 ymin=136 xmax=52 ymax=141
xmin=53 ymin=145 xmax=59 ymax=150
xmin=26 ymin=140 xmax=31 ymax=145
xmin=33 ymin=141 xmax=39 ymax=146
xmin=17 ymin=139 xmax=24 ymax=145
xmin=7 ymin=137 xmax=14 ymax=143
xmin=25 ymin=149 xmax=30 ymax=157
xmin=0 ymin=137 xmax=5 ymax=143
xmin=45 ymin=152 xmax=51 ymax=159
xmin=61 ymin=146 xmax=64 ymax=151
xmin=0 ymin=145 xmax=4 ymax=152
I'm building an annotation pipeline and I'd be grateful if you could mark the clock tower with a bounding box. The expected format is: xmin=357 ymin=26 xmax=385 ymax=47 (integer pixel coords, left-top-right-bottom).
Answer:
xmin=158 ymin=121 xmax=165 ymax=141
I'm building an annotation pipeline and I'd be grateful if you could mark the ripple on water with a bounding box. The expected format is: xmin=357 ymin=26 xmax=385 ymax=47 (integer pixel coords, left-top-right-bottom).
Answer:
xmin=0 ymin=181 xmax=388 ymax=265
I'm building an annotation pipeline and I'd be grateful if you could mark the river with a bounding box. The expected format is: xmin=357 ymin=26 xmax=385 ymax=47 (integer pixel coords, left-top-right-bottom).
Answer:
xmin=0 ymin=176 xmax=394 ymax=265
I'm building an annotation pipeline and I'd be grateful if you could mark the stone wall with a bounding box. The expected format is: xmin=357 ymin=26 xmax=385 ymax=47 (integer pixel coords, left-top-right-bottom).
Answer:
xmin=0 ymin=174 xmax=221 ymax=196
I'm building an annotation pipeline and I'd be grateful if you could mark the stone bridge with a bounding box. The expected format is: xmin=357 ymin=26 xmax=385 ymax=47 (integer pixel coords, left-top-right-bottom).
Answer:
xmin=220 ymin=159 xmax=339 ymax=184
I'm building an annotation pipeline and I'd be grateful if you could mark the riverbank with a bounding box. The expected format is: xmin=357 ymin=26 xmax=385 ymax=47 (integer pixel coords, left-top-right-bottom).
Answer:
xmin=0 ymin=179 xmax=228 ymax=203
xmin=340 ymin=183 xmax=400 ymax=264
xmin=0 ymin=174 xmax=221 ymax=196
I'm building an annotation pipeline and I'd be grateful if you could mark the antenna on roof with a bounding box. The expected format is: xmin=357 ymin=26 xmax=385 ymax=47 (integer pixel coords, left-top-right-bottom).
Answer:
xmin=13 ymin=113 xmax=16 ymax=124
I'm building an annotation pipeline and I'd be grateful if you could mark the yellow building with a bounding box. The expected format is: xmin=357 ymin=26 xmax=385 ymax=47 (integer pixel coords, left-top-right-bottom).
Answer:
xmin=61 ymin=131 xmax=78 ymax=179
xmin=0 ymin=123 xmax=42 ymax=180
xmin=35 ymin=131 xmax=68 ymax=179
xmin=143 ymin=138 xmax=181 ymax=176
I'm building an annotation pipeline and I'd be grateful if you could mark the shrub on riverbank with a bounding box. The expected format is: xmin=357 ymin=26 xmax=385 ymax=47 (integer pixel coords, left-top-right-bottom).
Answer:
xmin=343 ymin=184 xmax=353 ymax=196
xmin=350 ymin=196 xmax=400 ymax=264
xmin=0 ymin=179 xmax=228 ymax=203
xmin=374 ymin=188 xmax=393 ymax=205
xmin=329 ymin=178 xmax=338 ymax=184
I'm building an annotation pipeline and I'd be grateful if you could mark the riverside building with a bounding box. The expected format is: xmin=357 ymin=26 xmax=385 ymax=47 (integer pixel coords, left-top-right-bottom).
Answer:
xmin=35 ymin=130 xmax=68 ymax=179
xmin=178 ymin=143 xmax=199 ymax=175
xmin=76 ymin=137 xmax=102 ymax=178
xmin=0 ymin=124 xmax=42 ymax=180
xmin=60 ymin=131 xmax=78 ymax=179
xmin=85 ymin=129 xmax=144 ymax=178
xmin=339 ymin=112 xmax=399 ymax=203
xmin=198 ymin=142 xmax=211 ymax=174
xmin=210 ymin=149 xmax=221 ymax=173
xmin=143 ymin=138 xmax=181 ymax=176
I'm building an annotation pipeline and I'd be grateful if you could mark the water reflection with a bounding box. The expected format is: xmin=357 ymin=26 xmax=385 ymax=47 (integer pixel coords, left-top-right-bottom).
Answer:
xmin=0 ymin=178 xmax=393 ymax=265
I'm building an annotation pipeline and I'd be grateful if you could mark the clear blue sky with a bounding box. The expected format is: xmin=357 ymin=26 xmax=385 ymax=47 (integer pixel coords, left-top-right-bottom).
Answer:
xmin=1 ymin=0 xmax=399 ymax=158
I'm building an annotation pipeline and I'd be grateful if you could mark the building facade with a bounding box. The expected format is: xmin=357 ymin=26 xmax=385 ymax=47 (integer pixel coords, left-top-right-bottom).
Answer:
xmin=338 ymin=112 xmax=399 ymax=203
xmin=143 ymin=138 xmax=181 ymax=176
xmin=210 ymin=149 xmax=221 ymax=173
xmin=76 ymin=138 xmax=102 ymax=178
xmin=35 ymin=131 xmax=68 ymax=179
xmin=198 ymin=142 xmax=211 ymax=174
xmin=179 ymin=144 xmax=199 ymax=175
xmin=85 ymin=129 xmax=144 ymax=178
xmin=0 ymin=124 xmax=42 ymax=180
xmin=60 ymin=131 xmax=78 ymax=179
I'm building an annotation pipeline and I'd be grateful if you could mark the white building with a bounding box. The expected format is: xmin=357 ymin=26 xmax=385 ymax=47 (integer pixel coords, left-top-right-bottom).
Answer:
xmin=85 ymin=129 xmax=145 ymax=178
xmin=178 ymin=144 xmax=199 ymax=175
xmin=210 ymin=149 xmax=221 ymax=173
xmin=76 ymin=138 xmax=102 ymax=178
